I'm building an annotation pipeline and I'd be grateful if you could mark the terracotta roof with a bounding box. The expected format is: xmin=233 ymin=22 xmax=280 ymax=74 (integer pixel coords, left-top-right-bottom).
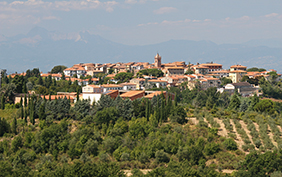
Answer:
xmin=201 ymin=63 xmax=222 ymax=66
xmin=145 ymin=91 xmax=166 ymax=99
xmin=120 ymin=83 xmax=137 ymax=86
xmin=230 ymin=70 xmax=247 ymax=73
xmin=102 ymin=84 xmax=122 ymax=88
xmin=167 ymin=67 xmax=184 ymax=69
xmin=149 ymin=80 xmax=167 ymax=83
xmin=120 ymin=91 xmax=145 ymax=98
xmin=230 ymin=65 xmax=247 ymax=68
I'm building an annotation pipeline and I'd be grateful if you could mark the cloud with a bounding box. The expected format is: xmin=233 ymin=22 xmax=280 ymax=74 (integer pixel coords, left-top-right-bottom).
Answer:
xmin=204 ymin=19 xmax=211 ymax=22
xmin=153 ymin=7 xmax=177 ymax=14
xmin=265 ymin=13 xmax=278 ymax=18
xmin=239 ymin=16 xmax=250 ymax=21
xmin=125 ymin=0 xmax=138 ymax=4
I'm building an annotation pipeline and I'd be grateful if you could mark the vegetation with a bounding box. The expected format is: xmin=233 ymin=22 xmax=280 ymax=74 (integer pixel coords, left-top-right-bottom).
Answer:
xmin=2 ymin=68 xmax=282 ymax=176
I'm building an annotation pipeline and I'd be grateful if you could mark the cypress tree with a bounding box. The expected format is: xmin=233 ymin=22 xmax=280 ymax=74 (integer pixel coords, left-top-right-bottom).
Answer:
xmin=49 ymin=94 xmax=51 ymax=101
xmin=30 ymin=98 xmax=35 ymax=125
xmin=39 ymin=102 xmax=46 ymax=120
xmin=20 ymin=97 xmax=24 ymax=119
xmin=161 ymin=98 xmax=165 ymax=122
xmin=174 ymin=93 xmax=178 ymax=108
xmin=22 ymin=81 xmax=27 ymax=93
xmin=145 ymin=99 xmax=149 ymax=121
xmin=166 ymin=94 xmax=172 ymax=116
xmin=76 ymin=89 xmax=80 ymax=102
xmin=61 ymin=72 xmax=65 ymax=80
xmin=1 ymin=94 xmax=5 ymax=110
xmin=24 ymin=94 xmax=27 ymax=107
xmin=12 ymin=117 xmax=17 ymax=135
xmin=155 ymin=97 xmax=160 ymax=123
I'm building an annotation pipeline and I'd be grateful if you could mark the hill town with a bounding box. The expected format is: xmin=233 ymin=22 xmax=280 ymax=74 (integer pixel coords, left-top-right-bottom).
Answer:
xmin=2 ymin=53 xmax=280 ymax=104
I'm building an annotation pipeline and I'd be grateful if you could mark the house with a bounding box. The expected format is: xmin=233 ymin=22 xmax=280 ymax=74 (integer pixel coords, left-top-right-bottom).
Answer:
xmin=130 ymin=78 xmax=146 ymax=90
xmin=144 ymin=91 xmax=175 ymax=100
xmin=228 ymin=70 xmax=247 ymax=83
xmin=192 ymin=65 xmax=209 ymax=75
xmin=120 ymin=83 xmax=137 ymax=91
xmin=230 ymin=65 xmax=247 ymax=71
xmin=209 ymin=70 xmax=230 ymax=78
xmin=64 ymin=66 xmax=86 ymax=78
xmin=224 ymin=82 xmax=258 ymax=97
xmin=102 ymin=84 xmax=123 ymax=93
xmin=147 ymin=80 xmax=167 ymax=89
xmin=200 ymin=62 xmax=223 ymax=72
xmin=199 ymin=77 xmax=221 ymax=90
xmin=163 ymin=67 xmax=185 ymax=76
xmin=120 ymin=90 xmax=145 ymax=100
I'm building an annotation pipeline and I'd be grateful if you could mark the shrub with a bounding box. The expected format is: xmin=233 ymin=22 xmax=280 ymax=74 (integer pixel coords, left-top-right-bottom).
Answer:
xmin=223 ymin=138 xmax=238 ymax=151
xmin=155 ymin=150 xmax=169 ymax=163
xmin=204 ymin=142 xmax=220 ymax=156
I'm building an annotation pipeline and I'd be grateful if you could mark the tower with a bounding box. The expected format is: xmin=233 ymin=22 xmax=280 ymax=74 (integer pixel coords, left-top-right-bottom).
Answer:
xmin=154 ymin=53 xmax=161 ymax=68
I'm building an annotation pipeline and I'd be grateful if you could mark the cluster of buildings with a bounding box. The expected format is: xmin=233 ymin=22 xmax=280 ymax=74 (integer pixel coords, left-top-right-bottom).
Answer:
xmin=8 ymin=53 xmax=282 ymax=103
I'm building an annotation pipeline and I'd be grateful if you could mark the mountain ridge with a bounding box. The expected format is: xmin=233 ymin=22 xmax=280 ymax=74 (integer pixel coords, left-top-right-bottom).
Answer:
xmin=1 ymin=27 xmax=282 ymax=73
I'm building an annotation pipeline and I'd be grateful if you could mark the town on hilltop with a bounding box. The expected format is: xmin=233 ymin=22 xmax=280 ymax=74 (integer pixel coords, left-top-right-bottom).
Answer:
xmin=2 ymin=53 xmax=281 ymax=104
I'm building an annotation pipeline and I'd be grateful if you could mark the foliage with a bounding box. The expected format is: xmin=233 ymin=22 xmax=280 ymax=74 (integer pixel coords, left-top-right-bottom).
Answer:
xmin=51 ymin=65 xmax=67 ymax=74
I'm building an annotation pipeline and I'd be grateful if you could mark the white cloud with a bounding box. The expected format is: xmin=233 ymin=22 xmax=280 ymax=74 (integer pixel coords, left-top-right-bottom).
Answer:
xmin=153 ymin=7 xmax=177 ymax=14
xmin=125 ymin=0 xmax=138 ymax=4
xmin=239 ymin=16 xmax=250 ymax=21
xmin=204 ymin=19 xmax=211 ymax=22
xmin=192 ymin=20 xmax=200 ymax=22
xmin=265 ymin=13 xmax=278 ymax=18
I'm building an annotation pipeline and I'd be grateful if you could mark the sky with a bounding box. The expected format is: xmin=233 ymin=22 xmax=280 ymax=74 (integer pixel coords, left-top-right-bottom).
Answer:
xmin=0 ymin=0 xmax=282 ymax=45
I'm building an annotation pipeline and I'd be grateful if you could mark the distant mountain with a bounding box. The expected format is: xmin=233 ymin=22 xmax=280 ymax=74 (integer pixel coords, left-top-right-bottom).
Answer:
xmin=0 ymin=27 xmax=282 ymax=73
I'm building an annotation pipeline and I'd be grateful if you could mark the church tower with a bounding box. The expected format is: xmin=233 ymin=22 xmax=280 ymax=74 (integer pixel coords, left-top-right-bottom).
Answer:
xmin=154 ymin=53 xmax=161 ymax=68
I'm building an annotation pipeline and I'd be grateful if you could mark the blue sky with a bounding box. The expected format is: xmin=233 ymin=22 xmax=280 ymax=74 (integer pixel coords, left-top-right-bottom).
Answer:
xmin=0 ymin=0 xmax=281 ymax=45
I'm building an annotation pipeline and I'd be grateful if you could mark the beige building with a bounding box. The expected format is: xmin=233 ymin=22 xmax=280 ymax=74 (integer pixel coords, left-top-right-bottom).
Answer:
xmin=228 ymin=70 xmax=247 ymax=83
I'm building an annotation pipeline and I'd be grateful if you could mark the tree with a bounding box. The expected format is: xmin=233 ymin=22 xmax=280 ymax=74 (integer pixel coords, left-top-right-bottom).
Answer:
xmin=248 ymin=93 xmax=259 ymax=111
xmin=114 ymin=72 xmax=133 ymax=83
xmin=61 ymin=72 xmax=66 ymax=80
xmin=39 ymin=102 xmax=46 ymax=120
xmin=0 ymin=117 xmax=10 ymax=136
xmin=228 ymin=94 xmax=241 ymax=110
xmin=1 ymin=94 xmax=5 ymax=110
xmin=223 ymin=138 xmax=237 ymax=150
xmin=20 ymin=97 xmax=24 ymax=119
xmin=254 ymin=99 xmax=275 ymax=114
xmin=11 ymin=117 xmax=17 ymax=135
xmin=51 ymin=65 xmax=67 ymax=74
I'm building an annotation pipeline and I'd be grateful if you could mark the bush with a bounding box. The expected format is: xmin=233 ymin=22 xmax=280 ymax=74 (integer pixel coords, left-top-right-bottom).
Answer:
xmin=223 ymin=138 xmax=238 ymax=151
xmin=138 ymin=152 xmax=149 ymax=164
xmin=204 ymin=142 xmax=220 ymax=155
xmin=155 ymin=150 xmax=169 ymax=163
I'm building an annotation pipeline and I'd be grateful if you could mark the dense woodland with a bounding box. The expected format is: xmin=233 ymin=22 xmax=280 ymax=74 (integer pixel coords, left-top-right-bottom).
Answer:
xmin=1 ymin=68 xmax=282 ymax=176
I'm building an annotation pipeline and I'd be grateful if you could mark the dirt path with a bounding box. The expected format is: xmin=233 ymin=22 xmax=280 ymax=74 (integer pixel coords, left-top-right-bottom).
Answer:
xmin=230 ymin=119 xmax=245 ymax=152
xmin=123 ymin=169 xmax=152 ymax=176
xmin=214 ymin=118 xmax=228 ymax=137
xmin=267 ymin=125 xmax=278 ymax=148
xmin=239 ymin=120 xmax=259 ymax=151
xmin=188 ymin=117 xmax=199 ymax=125
xmin=203 ymin=118 xmax=212 ymax=128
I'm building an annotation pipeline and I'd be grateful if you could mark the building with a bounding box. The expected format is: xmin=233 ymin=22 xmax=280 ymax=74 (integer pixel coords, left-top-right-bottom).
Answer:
xmin=130 ymin=78 xmax=146 ymax=90
xmin=163 ymin=67 xmax=185 ymax=76
xmin=64 ymin=66 xmax=86 ymax=78
xmin=224 ymin=82 xmax=258 ymax=97
xmin=120 ymin=83 xmax=137 ymax=91
xmin=209 ymin=70 xmax=230 ymax=78
xmin=147 ymin=80 xmax=167 ymax=89
xmin=199 ymin=77 xmax=221 ymax=90
xmin=228 ymin=70 xmax=247 ymax=83
xmin=154 ymin=53 xmax=162 ymax=68
xmin=144 ymin=91 xmax=175 ymax=100
xmin=120 ymin=90 xmax=145 ymax=100
xmin=230 ymin=65 xmax=247 ymax=71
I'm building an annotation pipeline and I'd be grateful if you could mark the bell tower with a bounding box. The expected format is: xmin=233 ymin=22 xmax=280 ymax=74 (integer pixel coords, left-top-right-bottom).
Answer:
xmin=154 ymin=53 xmax=161 ymax=68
